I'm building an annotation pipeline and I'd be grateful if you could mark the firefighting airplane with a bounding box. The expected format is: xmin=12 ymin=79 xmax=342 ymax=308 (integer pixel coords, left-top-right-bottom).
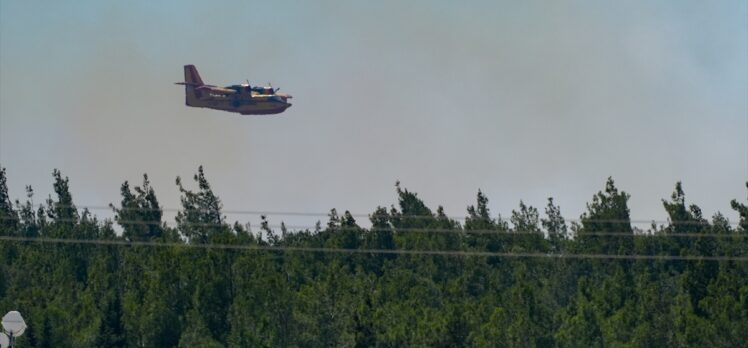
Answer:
xmin=175 ymin=65 xmax=292 ymax=115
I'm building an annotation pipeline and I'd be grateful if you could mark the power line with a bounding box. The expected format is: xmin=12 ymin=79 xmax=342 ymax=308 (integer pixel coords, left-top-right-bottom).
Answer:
xmin=10 ymin=203 xmax=734 ymax=226
xmin=1 ymin=215 xmax=743 ymax=238
xmin=0 ymin=235 xmax=745 ymax=262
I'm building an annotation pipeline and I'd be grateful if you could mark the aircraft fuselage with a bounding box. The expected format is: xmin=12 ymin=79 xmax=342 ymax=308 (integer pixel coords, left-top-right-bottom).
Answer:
xmin=186 ymin=88 xmax=292 ymax=115
xmin=177 ymin=65 xmax=292 ymax=115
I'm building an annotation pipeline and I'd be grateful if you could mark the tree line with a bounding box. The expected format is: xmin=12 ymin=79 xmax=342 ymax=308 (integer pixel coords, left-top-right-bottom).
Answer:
xmin=0 ymin=166 xmax=746 ymax=347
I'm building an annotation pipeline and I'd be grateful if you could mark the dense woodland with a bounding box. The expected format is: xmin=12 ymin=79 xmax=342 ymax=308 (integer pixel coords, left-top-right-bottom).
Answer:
xmin=0 ymin=166 xmax=746 ymax=347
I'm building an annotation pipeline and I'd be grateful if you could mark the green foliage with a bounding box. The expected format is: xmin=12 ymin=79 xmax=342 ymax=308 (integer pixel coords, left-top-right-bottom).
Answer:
xmin=0 ymin=168 xmax=18 ymax=233
xmin=175 ymin=166 xmax=227 ymax=244
xmin=113 ymin=175 xmax=163 ymax=242
xmin=0 ymin=167 xmax=746 ymax=347
xmin=578 ymin=177 xmax=633 ymax=255
xmin=731 ymin=182 xmax=748 ymax=232
xmin=542 ymin=197 xmax=567 ymax=252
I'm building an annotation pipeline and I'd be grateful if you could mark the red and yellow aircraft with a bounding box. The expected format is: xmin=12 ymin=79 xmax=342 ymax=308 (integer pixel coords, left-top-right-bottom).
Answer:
xmin=175 ymin=65 xmax=292 ymax=115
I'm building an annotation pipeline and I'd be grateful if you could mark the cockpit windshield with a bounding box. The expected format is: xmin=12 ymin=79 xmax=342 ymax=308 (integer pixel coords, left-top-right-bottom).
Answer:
xmin=250 ymin=86 xmax=274 ymax=95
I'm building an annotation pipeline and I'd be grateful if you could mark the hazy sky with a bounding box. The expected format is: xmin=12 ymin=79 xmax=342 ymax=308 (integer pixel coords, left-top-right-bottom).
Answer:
xmin=1 ymin=0 xmax=746 ymax=229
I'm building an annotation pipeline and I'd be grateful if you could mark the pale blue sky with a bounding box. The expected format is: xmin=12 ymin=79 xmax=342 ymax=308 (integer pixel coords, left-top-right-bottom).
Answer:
xmin=1 ymin=0 xmax=746 ymax=227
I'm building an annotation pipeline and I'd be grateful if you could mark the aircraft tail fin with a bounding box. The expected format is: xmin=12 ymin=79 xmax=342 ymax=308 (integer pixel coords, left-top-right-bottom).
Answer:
xmin=179 ymin=65 xmax=204 ymax=106
xmin=184 ymin=65 xmax=204 ymax=86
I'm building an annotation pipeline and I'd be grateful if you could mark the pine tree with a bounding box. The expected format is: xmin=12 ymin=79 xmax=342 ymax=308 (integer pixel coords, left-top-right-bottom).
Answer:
xmin=542 ymin=197 xmax=567 ymax=252
xmin=0 ymin=167 xmax=18 ymax=233
xmin=112 ymin=174 xmax=164 ymax=241
xmin=175 ymin=166 xmax=227 ymax=244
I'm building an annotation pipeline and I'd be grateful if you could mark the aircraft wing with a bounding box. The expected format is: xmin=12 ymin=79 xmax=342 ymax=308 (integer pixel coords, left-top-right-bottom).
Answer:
xmin=174 ymin=82 xmax=237 ymax=95
xmin=199 ymin=86 xmax=237 ymax=95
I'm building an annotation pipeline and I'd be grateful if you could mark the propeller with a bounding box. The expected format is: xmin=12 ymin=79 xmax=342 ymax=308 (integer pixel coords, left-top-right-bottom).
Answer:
xmin=268 ymin=82 xmax=280 ymax=93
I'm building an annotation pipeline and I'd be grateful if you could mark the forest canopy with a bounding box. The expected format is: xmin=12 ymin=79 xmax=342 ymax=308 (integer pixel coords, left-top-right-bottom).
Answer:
xmin=0 ymin=166 xmax=746 ymax=347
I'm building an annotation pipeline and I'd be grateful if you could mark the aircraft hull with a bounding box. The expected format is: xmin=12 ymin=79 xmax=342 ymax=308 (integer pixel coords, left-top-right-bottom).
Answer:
xmin=239 ymin=108 xmax=289 ymax=115
xmin=186 ymin=98 xmax=291 ymax=115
